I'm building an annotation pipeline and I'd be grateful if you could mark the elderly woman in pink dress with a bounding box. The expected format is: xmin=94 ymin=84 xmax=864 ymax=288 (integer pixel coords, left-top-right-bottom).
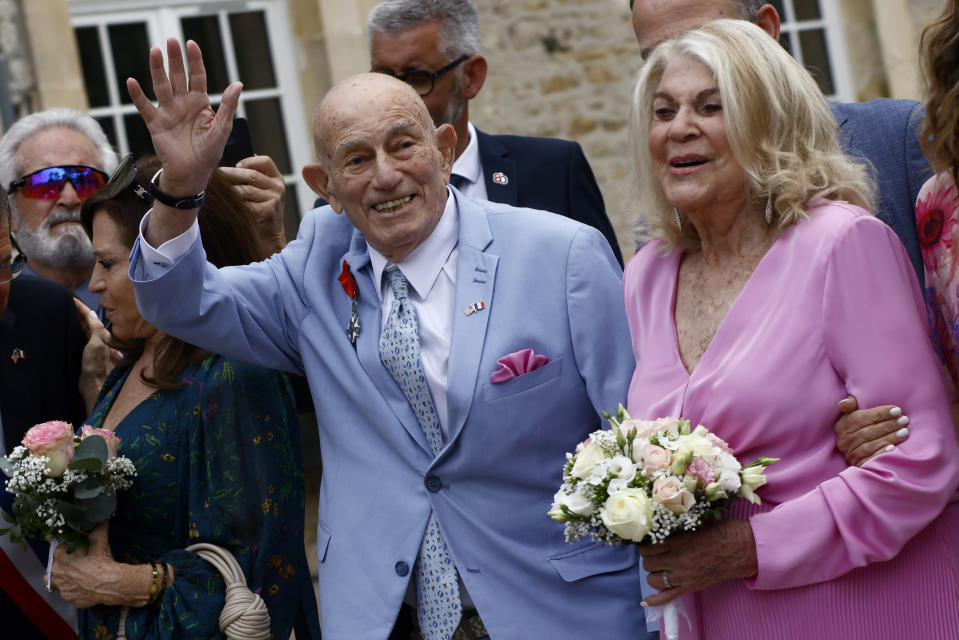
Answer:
xmin=624 ymin=19 xmax=959 ymax=639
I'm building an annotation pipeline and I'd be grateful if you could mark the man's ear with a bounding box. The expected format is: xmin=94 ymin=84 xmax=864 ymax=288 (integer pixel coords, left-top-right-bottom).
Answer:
xmin=435 ymin=124 xmax=457 ymax=178
xmin=461 ymin=55 xmax=487 ymax=100
xmin=755 ymin=4 xmax=782 ymax=41
xmin=302 ymin=163 xmax=342 ymax=213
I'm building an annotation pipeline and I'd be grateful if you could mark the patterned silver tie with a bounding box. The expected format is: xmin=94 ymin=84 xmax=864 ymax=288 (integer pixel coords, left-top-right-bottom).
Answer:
xmin=379 ymin=265 xmax=461 ymax=640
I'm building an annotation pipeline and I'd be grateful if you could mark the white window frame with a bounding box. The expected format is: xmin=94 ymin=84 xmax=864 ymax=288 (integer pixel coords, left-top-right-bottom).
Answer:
xmin=68 ymin=0 xmax=313 ymax=218
xmin=777 ymin=0 xmax=853 ymax=102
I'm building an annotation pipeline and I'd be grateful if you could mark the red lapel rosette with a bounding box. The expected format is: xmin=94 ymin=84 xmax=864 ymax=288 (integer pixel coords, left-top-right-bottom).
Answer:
xmin=338 ymin=260 xmax=358 ymax=300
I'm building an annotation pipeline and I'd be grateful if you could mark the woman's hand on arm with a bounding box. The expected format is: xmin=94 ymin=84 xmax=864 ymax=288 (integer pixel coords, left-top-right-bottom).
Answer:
xmin=640 ymin=519 xmax=758 ymax=607
xmin=51 ymin=522 xmax=154 ymax=609
xmin=835 ymin=395 xmax=910 ymax=467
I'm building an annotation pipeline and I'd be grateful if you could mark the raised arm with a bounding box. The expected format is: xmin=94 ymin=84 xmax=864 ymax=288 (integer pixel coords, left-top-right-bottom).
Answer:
xmin=126 ymin=38 xmax=241 ymax=246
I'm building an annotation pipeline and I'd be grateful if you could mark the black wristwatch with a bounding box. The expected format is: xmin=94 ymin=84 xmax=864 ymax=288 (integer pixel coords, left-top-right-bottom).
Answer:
xmin=149 ymin=169 xmax=206 ymax=210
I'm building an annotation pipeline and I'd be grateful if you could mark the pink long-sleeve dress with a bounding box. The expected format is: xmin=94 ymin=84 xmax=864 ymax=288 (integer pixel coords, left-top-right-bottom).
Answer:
xmin=625 ymin=201 xmax=959 ymax=639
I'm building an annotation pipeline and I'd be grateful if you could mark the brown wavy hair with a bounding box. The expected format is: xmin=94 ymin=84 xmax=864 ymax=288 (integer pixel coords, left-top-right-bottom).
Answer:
xmin=920 ymin=0 xmax=959 ymax=182
xmin=81 ymin=157 xmax=270 ymax=389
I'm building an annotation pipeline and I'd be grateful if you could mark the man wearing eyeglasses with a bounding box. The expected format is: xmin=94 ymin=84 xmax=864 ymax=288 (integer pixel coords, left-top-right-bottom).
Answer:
xmin=367 ymin=0 xmax=624 ymax=265
xmin=0 ymin=108 xmax=118 ymax=309
xmin=0 ymin=192 xmax=84 ymax=639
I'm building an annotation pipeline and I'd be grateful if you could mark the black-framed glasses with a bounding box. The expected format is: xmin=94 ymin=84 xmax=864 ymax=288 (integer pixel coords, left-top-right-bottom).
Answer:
xmin=376 ymin=54 xmax=470 ymax=97
xmin=0 ymin=235 xmax=27 ymax=285
xmin=104 ymin=153 xmax=153 ymax=203
xmin=7 ymin=165 xmax=108 ymax=200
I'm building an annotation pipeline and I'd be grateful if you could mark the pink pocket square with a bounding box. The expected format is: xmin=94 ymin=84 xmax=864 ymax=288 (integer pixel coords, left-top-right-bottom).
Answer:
xmin=490 ymin=349 xmax=550 ymax=384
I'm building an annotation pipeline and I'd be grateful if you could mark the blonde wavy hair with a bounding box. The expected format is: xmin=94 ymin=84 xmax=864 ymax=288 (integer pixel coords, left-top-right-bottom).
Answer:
xmin=630 ymin=19 xmax=874 ymax=251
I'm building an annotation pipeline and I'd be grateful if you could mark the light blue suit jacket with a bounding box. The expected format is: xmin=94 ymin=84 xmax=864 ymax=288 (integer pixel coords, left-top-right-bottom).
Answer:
xmin=130 ymin=189 xmax=645 ymax=639
xmin=831 ymin=99 xmax=930 ymax=289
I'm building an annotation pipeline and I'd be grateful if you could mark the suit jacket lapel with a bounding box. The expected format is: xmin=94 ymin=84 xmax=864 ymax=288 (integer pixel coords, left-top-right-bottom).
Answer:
xmin=344 ymin=240 xmax=433 ymax=455
xmin=446 ymin=191 xmax=497 ymax=445
xmin=829 ymin=102 xmax=853 ymax=151
xmin=476 ymin=129 xmax=518 ymax=206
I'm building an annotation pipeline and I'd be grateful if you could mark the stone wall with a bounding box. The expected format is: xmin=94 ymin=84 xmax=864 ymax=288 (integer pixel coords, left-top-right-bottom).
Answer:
xmin=471 ymin=0 xmax=643 ymax=258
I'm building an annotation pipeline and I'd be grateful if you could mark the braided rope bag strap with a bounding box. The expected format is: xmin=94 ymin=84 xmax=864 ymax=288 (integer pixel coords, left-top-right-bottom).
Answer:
xmin=116 ymin=544 xmax=271 ymax=640
xmin=186 ymin=542 xmax=271 ymax=640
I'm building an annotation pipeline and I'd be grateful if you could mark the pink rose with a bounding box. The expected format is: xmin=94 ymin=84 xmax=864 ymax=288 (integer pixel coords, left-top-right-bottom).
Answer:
xmin=686 ymin=456 xmax=716 ymax=486
xmin=80 ymin=425 xmax=122 ymax=459
xmin=21 ymin=421 xmax=75 ymax=477
xmin=641 ymin=444 xmax=671 ymax=474
xmin=652 ymin=476 xmax=695 ymax=514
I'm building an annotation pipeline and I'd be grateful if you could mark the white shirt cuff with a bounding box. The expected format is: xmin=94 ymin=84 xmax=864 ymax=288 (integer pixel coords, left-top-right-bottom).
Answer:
xmin=137 ymin=209 xmax=200 ymax=267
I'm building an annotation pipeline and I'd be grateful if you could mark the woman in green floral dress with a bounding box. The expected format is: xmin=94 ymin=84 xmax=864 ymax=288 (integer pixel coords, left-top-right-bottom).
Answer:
xmin=49 ymin=156 xmax=321 ymax=639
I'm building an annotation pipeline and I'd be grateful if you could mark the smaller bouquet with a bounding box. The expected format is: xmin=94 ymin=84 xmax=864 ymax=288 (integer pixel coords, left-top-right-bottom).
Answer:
xmin=548 ymin=406 xmax=778 ymax=640
xmin=0 ymin=421 xmax=137 ymax=552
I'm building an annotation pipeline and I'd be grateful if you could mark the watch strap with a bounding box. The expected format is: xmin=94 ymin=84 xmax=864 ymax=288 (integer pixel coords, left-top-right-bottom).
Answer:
xmin=149 ymin=169 xmax=206 ymax=210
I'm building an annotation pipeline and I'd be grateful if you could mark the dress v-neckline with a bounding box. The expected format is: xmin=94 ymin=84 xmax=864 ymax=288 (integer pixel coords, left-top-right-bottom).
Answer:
xmin=667 ymin=230 xmax=789 ymax=378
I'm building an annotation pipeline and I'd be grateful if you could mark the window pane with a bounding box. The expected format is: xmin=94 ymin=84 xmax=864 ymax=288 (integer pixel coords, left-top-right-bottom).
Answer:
xmin=95 ymin=116 xmax=116 ymax=149
xmin=244 ymin=98 xmax=291 ymax=174
xmin=794 ymin=0 xmax=822 ymax=22
xmin=76 ymin=27 xmax=110 ymax=108
xmin=230 ymin=11 xmax=276 ymax=90
xmin=798 ymin=29 xmax=834 ymax=95
xmin=108 ymin=22 xmax=152 ymax=104
xmin=780 ymin=31 xmax=793 ymax=56
xmin=181 ymin=15 xmax=230 ymax=94
xmin=283 ymin=183 xmax=302 ymax=240
xmin=124 ymin=113 xmax=155 ymax=158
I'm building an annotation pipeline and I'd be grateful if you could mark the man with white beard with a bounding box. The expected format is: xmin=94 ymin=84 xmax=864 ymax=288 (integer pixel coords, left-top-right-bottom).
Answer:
xmin=0 ymin=108 xmax=117 ymax=309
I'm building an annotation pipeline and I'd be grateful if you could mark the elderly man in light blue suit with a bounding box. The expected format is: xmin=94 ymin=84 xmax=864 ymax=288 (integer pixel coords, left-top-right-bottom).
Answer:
xmin=124 ymin=40 xmax=645 ymax=640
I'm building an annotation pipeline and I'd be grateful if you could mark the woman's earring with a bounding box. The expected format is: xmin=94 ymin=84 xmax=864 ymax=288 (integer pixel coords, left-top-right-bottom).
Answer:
xmin=674 ymin=208 xmax=682 ymax=229
xmin=765 ymin=196 xmax=773 ymax=225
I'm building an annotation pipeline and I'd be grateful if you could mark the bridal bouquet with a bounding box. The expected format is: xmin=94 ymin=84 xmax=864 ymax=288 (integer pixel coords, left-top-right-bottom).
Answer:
xmin=548 ymin=406 xmax=777 ymax=640
xmin=0 ymin=421 xmax=137 ymax=552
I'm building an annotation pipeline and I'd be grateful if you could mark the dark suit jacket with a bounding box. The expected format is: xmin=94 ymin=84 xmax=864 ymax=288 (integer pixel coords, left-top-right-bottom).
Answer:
xmin=474 ymin=129 xmax=623 ymax=265
xmin=831 ymin=99 xmax=930 ymax=289
xmin=0 ymin=275 xmax=86 ymax=453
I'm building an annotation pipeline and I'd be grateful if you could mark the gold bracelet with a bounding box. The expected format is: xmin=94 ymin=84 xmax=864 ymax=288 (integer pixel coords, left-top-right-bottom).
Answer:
xmin=147 ymin=561 xmax=160 ymax=605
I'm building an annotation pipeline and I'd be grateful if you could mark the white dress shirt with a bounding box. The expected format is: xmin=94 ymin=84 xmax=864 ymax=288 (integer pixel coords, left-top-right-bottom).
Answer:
xmin=450 ymin=122 xmax=488 ymax=201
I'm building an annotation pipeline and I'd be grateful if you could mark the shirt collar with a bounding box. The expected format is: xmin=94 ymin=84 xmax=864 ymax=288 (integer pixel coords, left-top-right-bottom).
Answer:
xmin=368 ymin=190 xmax=459 ymax=302
xmin=451 ymin=121 xmax=482 ymax=187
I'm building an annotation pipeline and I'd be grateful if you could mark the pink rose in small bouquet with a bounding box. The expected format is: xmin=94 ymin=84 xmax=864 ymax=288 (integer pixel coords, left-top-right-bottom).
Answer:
xmin=21 ymin=421 xmax=75 ymax=477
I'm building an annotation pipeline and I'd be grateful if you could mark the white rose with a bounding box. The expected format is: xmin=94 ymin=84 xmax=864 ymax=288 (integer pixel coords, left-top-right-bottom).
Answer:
xmin=552 ymin=488 xmax=596 ymax=517
xmin=571 ymin=443 xmax=611 ymax=480
xmin=601 ymin=488 xmax=654 ymax=542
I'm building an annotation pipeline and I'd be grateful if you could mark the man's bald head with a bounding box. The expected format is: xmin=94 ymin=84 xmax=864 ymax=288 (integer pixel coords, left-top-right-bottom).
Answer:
xmin=312 ymin=73 xmax=437 ymax=163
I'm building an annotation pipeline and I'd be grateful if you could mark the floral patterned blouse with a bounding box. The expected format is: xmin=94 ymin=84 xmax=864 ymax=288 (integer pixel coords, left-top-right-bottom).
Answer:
xmin=917 ymin=171 xmax=959 ymax=399
xmin=79 ymin=354 xmax=320 ymax=640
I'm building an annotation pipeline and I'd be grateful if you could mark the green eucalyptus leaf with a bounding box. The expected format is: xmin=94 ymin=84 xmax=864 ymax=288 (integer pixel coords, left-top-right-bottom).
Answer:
xmin=68 ymin=457 xmax=103 ymax=473
xmin=0 ymin=457 xmax=14 ymax=477
xmin=74 ymin=435 xmax=108 ymax=465
xmin=73 ymin=477 xmax=105 ymax=499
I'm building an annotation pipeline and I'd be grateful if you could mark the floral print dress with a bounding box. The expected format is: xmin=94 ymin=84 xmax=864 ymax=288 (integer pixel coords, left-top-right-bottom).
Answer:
xmin=916 ymin=171 xmax=959 ymax=398
xmin=79 ymin=354 xmax=320 ymax=640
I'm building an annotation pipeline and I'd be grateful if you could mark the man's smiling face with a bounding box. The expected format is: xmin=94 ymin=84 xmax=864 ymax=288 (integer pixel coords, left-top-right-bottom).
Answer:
xmin=306 ymin=74 xmax=456 ymax=263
